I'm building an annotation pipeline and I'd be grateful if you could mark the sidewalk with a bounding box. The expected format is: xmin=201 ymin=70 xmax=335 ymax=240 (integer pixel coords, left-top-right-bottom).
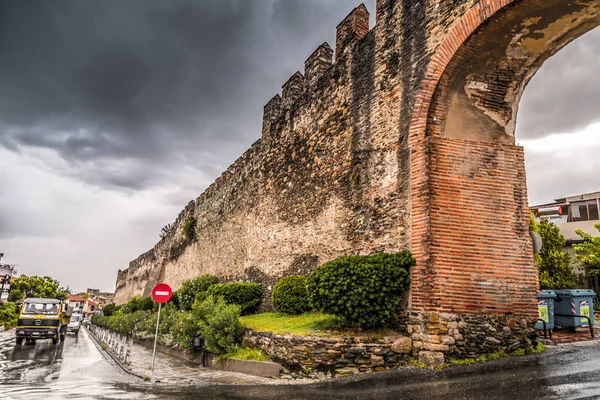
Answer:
xmin=86 ymin=327 xmax=289 ymax=385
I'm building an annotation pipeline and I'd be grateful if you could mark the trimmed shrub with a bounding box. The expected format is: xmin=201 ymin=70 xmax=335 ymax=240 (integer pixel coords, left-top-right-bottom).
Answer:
xmin=194 ymin=295 xmax=244 ymax=355
xmin=207 ymin=282 xmax=262 ymax=315
xmin=102 ymin=303 xmax=116 ymax=316
xmin=308 ymin=251 xmax=414 ymax=329
xmin=138 ymin=297 xmax=154 ymax=312
xmin=177 ymin=275 xmax=218 ymax=311
xmin=169 ymin=290 xmax=181 ymax=309
xmin=272 ymin=276 xmax=310 ymax=315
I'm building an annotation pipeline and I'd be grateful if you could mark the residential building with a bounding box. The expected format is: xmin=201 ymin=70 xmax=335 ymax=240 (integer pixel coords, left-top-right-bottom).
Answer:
xmin=66 ymin=295 xmax=86 ymax=313
xmin=0 ymin=259 xmax=17 ymax=303
xmin=531 ymin=190 xmax=600 ymax=290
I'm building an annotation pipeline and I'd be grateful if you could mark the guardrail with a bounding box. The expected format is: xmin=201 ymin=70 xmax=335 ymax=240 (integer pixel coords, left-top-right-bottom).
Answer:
xmin=87 ymin=324 xmax=133 ymax=364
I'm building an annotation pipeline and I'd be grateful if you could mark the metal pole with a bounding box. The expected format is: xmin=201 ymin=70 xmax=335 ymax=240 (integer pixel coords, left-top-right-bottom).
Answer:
xmin=151 ymin=302 xmax=161 ymax=372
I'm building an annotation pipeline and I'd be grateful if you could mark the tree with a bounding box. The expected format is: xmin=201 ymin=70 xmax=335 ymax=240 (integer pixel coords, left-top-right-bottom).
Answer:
xmin=160 ymin=223 xmax=174 ymax=239
xmin=8 ymin=275 xmax=67 ymax=302
xmin=535 ymin=217 xmax=576 ymax=290
xmin=574 ymin=223 xmax=600 ymax=276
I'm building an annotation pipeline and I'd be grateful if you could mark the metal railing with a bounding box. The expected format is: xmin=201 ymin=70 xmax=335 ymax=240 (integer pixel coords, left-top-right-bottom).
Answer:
xmin=554 ymin=313 xmax=595 ymax=338
xmin=87 ymin=324 xmax=133 ymax=363
xmin=536 ymin=319 xmax=551 ymax=338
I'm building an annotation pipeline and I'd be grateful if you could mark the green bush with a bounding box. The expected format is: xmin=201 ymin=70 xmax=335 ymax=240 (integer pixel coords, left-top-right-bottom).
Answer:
xmin=178 ymin=275 xmax=218 ymax=311
xmin=103 ymin=303 xmax=116 ymax=316
xmin=169 ymin=290 xmax=181 ymax=309
xmin=308 ymin=251 xmax=414 ymax=329
xmin=272 ymin=276 xmax=310 ymax=315
xmin=0 ymin=302 xmax=19 ymax=329
xmin=137 ymin=297 xmax=154 ymax=312
xmin=194 ymin=295 xmax=244 ymax=355
xmin=107 ymin=310 xmax=153 ymax=335
xmin=207 ymin=282 xmax=262 ymax=315
xmin=91 ymin=313 xmax=111 ymax=328
xmin=182 ymin=216 xmax=197 ymax=241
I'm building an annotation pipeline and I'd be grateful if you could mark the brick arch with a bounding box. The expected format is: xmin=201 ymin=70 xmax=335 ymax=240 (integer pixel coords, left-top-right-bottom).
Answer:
xmin=408 ymin=0 xmax=600 ymax=315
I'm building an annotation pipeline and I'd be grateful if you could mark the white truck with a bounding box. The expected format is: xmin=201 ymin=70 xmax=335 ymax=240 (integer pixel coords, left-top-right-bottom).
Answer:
xmin=66 ymin=313 xmax=82 ymax=335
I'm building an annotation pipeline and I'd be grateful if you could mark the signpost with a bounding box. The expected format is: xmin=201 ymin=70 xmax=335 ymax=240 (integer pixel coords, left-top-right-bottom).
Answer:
xmin=151 ymin=283 xmax=172 ymax=372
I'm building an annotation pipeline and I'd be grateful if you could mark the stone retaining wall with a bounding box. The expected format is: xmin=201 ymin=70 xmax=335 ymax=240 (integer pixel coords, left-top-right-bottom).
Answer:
xmin=407 ymin=311 xmax=535 ymax=366
xmin=243 ymin=330 xmax=413 ymax=378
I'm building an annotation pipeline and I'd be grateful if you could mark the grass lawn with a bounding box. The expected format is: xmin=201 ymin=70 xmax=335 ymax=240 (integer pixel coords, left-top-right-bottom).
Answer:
xmin=218 ymin=346 xmax=270 ymax=362
xmin=240 ymin=312 xmax=345 ymax=336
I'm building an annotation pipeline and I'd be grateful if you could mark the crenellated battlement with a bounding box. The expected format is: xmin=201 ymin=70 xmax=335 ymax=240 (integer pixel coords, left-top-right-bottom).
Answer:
xmin=260 ymin=3 xmax=371 ymax=140
xmin=336 ymin=3 xmax=370 ymax=62
xmin=281 ymin=71 xmax=305 ymax=111
xmin=304 ymin=42 xmax=333 ymax=90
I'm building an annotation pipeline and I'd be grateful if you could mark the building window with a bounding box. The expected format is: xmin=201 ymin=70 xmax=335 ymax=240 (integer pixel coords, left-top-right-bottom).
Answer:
xmin=570 ymin=200 xmax=600 ymax=222
xmin=589 ymin=200 xmax=599 ymax=221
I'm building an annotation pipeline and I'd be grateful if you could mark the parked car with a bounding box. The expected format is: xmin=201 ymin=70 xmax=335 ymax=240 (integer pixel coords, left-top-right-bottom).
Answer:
xmin=67 ymin=313 xmax=82 ymax=335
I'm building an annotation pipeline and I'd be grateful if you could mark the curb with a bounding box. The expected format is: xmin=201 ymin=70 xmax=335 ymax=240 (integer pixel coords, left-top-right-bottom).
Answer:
xmin=85 ymin=326 xmax=146 ymax=381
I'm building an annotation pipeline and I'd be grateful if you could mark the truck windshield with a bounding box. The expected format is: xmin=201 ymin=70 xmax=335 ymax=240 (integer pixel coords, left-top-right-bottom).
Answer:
xmin=22 ymin=303 xmax=59 ymax=315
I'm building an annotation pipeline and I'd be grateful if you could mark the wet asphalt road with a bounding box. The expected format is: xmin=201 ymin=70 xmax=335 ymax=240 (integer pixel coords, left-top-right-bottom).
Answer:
xmin=1 ymin=329 xmax=600 ymax=400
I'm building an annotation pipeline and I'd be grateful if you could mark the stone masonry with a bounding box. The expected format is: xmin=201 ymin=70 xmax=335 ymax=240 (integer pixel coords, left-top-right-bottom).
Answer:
xmin=115 ymin=1 xmax=600 ymax=364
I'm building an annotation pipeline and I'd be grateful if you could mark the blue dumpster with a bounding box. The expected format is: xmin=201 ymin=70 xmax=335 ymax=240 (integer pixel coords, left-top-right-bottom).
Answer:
xmin=535 ymin=290 xmax=556 ymax=331
xmin=553 ymin=289 xmax=596 ymax=328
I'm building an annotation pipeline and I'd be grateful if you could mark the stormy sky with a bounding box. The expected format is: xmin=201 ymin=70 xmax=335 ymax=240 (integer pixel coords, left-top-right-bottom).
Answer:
xmin=0 ymin=1 xmax=598 ymax=292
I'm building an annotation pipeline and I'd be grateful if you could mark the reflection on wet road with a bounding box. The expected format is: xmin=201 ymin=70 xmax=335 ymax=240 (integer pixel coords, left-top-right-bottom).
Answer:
xmin=1 ymin=327 xmax=600 ymax=399
xmin=0 ymin=328 xmax=149 ymax=399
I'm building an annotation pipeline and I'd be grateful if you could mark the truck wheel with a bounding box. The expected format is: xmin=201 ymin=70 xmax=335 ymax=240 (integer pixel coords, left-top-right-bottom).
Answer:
xmin=16 ymin=338 xmax=23 ymax=345
xmin=60 ymin=333 xmax=66 ymax=342
xmin=52 ymin=337 xmax=58 ymax=345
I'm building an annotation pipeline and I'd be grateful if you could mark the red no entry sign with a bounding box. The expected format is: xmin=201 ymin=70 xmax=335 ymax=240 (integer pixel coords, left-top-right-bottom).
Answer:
xmin=151 ymin=283 xmax=172 ymax=303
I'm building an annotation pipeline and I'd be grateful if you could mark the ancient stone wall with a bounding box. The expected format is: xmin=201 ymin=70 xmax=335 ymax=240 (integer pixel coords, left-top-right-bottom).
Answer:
xmin=113 ymin=0 xmax=598 ymax=365
xmin=115 ymin=4 xmax=411 ymax=306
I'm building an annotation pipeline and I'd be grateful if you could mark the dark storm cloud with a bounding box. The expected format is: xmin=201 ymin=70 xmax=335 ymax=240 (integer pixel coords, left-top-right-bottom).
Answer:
xmin=517 ymin=27 xmax=600 ymax=140
xmin=0 ymin=0 xmax=375 ymax=193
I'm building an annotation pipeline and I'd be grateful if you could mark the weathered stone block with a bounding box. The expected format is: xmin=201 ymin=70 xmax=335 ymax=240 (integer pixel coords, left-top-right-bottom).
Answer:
xmin=418 ymin=351 xmax=445 ymax=367
xmin=391 ymin=337 xmax=412 ymax=354
xmin=371 ymin=355 xmax=385 ymax=366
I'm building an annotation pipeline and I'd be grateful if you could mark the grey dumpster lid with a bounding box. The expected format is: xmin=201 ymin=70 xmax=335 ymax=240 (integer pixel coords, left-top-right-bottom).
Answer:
xmin=537 ymin=290 xmax=557 ymax=298
xmin=554 ymin=289 xmax=596 ymax=296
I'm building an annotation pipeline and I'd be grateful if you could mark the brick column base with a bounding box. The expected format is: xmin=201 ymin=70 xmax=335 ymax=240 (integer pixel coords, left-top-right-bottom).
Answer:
xmin=406 ymin=311 xmax=536 ymax=366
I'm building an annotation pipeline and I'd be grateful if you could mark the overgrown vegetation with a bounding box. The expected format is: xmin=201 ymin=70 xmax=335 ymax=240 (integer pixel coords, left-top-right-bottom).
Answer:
xmin=535 ymin=217 xmax=576 ymax=290
xmin=308 ymin=251 xmax=414 ymax=329
xmin=240 ymin=312 xmax=345 ymax=336
xmin=195 ymin=295 xmax=244 ymax=354
xmin=92 ymin=294 xmax=243 ymax=355
xmin=207 ymin=282 xmax=262 ymax=315
xmin=0 ymin=302 xmax=18 ymax=329
xmin=182 ymin=217 xmax=197 ymax=241
xmin=272 ymin=275 xmax=310 ymax=315
xmin=177 ymin=275 xmax=218 ymax=311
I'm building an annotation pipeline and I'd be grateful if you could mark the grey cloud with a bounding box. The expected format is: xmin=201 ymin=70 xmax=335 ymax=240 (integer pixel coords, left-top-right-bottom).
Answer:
xmin=0 ymin=0 xmax=377 ymax=196
xmin=517 ymin=27 xmax=600 ymax=140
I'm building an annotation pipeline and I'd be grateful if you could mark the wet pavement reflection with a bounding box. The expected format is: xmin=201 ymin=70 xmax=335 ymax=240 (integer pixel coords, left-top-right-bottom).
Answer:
xmin=1 ymin=328 xmax=600 ymax=399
